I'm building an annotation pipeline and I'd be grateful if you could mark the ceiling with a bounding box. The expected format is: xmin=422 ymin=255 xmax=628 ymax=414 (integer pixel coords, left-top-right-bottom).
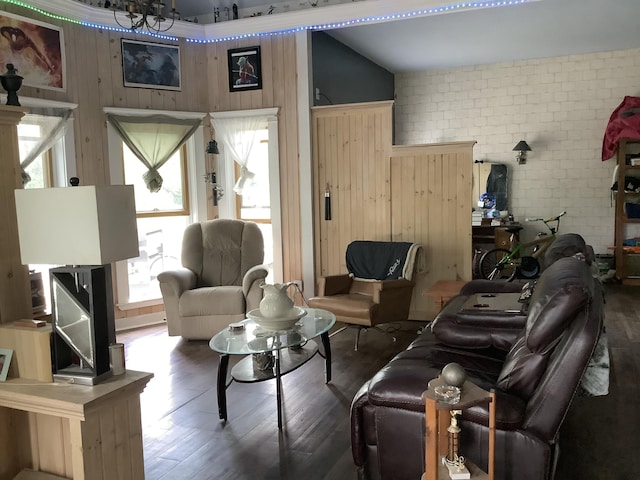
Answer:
xmin=177 ymin=0 xmax=640 ymax=73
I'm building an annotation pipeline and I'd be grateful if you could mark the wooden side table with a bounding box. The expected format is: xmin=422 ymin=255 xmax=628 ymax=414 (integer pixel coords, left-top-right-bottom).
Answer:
xmin=424 ymin=281 xmax=467 ymax=311
xmin=421 ymin=377 xmax=496 ymax=480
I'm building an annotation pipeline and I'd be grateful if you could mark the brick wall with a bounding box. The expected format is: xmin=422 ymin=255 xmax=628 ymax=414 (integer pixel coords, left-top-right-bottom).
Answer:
xmin=395 ymin=48 xmax=640 ymax=254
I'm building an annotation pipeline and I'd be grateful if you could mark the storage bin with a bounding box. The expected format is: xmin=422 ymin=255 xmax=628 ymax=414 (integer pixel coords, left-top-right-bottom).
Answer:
xmin=626 ymin=254 xmax=640 ymax=277
xmin=595 ymin=254 xmax=614 ymax=273
xmin=625 ymin=202 xmax=640 ymax=218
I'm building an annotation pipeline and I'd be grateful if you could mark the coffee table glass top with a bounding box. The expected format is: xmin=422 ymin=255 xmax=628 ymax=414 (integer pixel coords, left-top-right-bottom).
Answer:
xmin=209 ymin=308 xmax=335 ymax=355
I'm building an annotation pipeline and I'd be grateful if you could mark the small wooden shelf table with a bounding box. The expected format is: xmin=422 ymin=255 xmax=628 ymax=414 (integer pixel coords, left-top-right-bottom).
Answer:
xmin=0 ymin=370 xmax=153 ymax=480
xmin=424 ymin=281 xmax=467 ymax=311
xmin=421 ymin=376 xmax=496 ymax=480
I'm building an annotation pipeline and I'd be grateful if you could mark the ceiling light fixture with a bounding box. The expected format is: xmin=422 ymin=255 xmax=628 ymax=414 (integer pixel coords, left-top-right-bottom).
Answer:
xmin=112 ymin=0 xmax=179 ymax=33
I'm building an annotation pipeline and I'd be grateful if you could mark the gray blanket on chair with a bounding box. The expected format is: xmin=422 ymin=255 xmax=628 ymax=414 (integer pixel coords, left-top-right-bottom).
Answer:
xmin=346 ymin=241 xmax=413 ymax=280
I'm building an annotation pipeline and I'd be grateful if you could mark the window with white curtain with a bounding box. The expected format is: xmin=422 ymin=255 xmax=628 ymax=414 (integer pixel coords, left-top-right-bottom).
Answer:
xmin=16 ymin=99 xmax=78 ymax=315
xmin=18 ymin=121 xmax=53 ymax=189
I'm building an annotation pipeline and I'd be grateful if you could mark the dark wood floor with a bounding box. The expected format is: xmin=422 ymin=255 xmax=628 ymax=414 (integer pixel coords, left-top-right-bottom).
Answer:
xmin=118 ymin=284 xmax=639 ymax=480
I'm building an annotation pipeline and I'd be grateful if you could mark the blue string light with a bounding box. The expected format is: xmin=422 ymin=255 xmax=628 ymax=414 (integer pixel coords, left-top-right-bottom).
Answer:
xmin=0 ymin=0 xmax=531 ymax=44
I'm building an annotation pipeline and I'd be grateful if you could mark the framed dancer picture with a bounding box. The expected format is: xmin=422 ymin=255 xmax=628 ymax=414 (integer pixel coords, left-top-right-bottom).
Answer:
xmin=227 ymin=46 xmax=262 ymax=92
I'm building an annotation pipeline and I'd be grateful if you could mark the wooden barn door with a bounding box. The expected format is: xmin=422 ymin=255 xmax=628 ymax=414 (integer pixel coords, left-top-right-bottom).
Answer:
xmin=311 ymin=101 xmax=394 ymax=278
xmin=390 ymin=143 xmax=474 ymax=320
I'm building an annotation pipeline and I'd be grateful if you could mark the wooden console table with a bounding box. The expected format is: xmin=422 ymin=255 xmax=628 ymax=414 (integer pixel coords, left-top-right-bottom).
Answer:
xmin=0 ymin=370 xmax=153 ymax=480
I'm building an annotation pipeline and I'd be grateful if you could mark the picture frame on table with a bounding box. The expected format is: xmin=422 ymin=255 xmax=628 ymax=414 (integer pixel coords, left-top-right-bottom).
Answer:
xmin=227 ymin=46 xmax=262 ymax=92
xmin=0 ymin=10 xmax=66 ymax=91
xmin=121 ymin=39 xmax=181 ymax=91
xmin=0 ymin=349 xmax=13 ymax=382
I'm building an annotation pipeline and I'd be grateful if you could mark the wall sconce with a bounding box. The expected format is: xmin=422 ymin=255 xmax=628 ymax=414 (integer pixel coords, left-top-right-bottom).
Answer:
xmin=513 ymin=140 xmax=531 ymax=165
xmin=204 ymin=171 xmax=224 ymax=206
xmin=206 ymin=139 xmax=220 ymax=155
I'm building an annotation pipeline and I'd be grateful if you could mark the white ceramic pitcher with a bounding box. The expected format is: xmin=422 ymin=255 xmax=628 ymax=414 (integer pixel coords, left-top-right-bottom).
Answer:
xmin=259 ymin=282 xmax=295 ymax=318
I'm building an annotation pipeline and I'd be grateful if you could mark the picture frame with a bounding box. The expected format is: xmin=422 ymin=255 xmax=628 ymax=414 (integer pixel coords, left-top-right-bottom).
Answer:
xmin=0 ymin=348 xmax=13 ymax=382
xmin=0 ymin=10 xmax=66 ymax=91
xmin=121 ymin=39 xmax=181 ymax=91
xmin=227 ymin=46 xmax=262 ymax=92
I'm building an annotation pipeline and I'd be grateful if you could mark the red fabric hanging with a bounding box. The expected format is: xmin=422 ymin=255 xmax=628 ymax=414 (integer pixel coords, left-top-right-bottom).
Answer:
xmin=602 ymin=96 xmax=640 ymax=161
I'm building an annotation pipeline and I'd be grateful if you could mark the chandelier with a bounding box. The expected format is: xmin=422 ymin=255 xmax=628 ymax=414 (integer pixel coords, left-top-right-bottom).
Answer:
xmin=112 ymin=0 xmax=179 ymax=33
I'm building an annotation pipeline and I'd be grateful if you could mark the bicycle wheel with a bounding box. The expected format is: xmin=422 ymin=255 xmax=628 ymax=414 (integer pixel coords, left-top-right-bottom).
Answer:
xmin=479 ymin=248 xmax=517 ymax=281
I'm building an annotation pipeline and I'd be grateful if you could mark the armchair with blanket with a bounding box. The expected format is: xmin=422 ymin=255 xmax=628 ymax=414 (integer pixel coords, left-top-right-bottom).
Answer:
xmin=308 ymin=240 xmax=423 ymax=350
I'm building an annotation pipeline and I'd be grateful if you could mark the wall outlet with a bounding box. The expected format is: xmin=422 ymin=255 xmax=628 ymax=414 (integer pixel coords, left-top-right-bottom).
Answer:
xmin=292 ymin=279 xmax=303 ymax=291
xmin=315 ymin=88 xmax=320 ymax=101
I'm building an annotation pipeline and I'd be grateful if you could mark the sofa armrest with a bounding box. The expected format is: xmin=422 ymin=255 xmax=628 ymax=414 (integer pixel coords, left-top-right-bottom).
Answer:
xmin=157 ymin=268 xmax=197 ymax=298
xmin=243 ymin=264 xmax=269 ymax=311
xmin=350 ymin=380 xmax=373 ymax=466
xmin=318 ymin=274 xmax=353 ymax=296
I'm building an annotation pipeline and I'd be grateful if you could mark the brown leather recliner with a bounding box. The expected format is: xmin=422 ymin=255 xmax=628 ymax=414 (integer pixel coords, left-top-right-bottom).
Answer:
xmin=350 ymin=256 xmax=604 ymax=480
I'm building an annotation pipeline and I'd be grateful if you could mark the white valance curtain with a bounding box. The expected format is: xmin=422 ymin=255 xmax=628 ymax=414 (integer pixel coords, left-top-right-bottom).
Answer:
xmin=106 ymin=113 xmax=201 ymax=192
xmin=211 ymin=114 xmax=268 ymax=195
xmin=20 ymin=109 xmax=72 ymax=185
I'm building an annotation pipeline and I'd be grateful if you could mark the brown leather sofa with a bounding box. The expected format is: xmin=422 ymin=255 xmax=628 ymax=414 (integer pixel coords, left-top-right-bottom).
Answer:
xmin=350 ymin=255 xmax=604 ymax=480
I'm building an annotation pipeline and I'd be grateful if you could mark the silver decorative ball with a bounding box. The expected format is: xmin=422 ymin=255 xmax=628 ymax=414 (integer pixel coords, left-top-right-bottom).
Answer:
xmin=441 ymin=363 xmax=467 ymax=387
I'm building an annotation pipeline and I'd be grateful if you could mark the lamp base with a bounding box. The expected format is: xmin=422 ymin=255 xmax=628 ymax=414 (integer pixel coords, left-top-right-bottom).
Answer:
xmin=54 ymin=370 xmax=113 ymax=386
xmin=50 ymin=265 xmax=116 ymax=386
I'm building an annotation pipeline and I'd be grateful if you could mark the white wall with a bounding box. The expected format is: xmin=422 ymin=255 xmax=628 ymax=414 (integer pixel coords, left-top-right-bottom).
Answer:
xmin=394 ymin=48 xmax=640 ymax=255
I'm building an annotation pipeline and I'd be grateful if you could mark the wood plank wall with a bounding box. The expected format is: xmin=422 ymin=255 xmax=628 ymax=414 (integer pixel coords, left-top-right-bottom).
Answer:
xmin=0 ymin=4 xmax=304 ymax=320
xmin=206 ymin=37 xmax=302 ymax=285
xmin=312 ymin=102 xmax=474 ymax=320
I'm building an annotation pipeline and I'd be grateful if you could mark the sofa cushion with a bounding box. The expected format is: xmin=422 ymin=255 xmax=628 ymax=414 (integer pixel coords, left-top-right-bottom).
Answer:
xmin=305 ymin=293 xmax=374 ymax=320
xmin=497 ymin=258 xmax=590 ymax=399
xmin=179 ymin=286 xmax=245 ymax=316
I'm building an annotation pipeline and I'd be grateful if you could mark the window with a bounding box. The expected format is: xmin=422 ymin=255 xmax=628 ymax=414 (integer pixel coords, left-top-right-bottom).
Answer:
xmin=15 ymin=101 xmax=78 ymax=315
xmin=123 ymin=144 xmax=189 ymax=303
xmin=18 ymin=121 xmax=53 ymax=189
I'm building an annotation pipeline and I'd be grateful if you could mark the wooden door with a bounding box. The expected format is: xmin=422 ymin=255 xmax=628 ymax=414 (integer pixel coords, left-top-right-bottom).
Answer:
xmin=390 ymin=143 xmax=474 ymax=320
xmin=311 ymin=101 xmax=394 ymax=277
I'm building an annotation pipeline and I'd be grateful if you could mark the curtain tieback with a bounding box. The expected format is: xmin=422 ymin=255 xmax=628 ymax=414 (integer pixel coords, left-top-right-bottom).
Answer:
xmin=233 ymin=165 xmax=256 ymax=194
xmin=143 ymin=168 xmax=164 ymax=193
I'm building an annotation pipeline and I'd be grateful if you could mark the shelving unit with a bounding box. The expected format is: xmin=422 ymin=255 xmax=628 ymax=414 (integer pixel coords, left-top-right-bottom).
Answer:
xmin=614 ymin=139 xmax=640 ymax=286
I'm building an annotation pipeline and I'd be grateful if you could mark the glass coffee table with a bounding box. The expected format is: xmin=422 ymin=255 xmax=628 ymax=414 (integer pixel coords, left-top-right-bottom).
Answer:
xmin=209 ymin=307 xmax=336 ymax=429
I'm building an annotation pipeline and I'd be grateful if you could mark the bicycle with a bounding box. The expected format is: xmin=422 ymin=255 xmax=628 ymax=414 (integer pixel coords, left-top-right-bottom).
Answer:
xmin=478 ymin=211 xmax=567 ymax=281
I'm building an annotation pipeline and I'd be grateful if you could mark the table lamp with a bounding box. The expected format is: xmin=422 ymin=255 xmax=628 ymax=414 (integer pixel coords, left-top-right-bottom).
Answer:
xmin=14 ymin=182 xmax=139 ymax=385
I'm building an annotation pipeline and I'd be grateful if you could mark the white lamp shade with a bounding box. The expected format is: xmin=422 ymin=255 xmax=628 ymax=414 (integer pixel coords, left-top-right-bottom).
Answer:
xmin=14 ymin=185 xmax=139 ymax=265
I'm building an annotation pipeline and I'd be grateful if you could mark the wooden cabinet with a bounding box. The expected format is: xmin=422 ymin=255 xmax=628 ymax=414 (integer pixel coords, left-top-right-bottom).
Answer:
xmin=614 ymin=139 xmax=640 ymax=286
xmin=472 ymin=225 xmax=518 ymax=250
xmin=422 ymin=377 xmax=495 ymax=480
xmin=0 ymin=371 xmax=153 ymax=480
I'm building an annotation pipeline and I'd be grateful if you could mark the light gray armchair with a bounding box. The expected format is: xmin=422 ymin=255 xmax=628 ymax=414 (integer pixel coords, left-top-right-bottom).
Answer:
xmin=158 ymin=219 xmax=268 ymax=340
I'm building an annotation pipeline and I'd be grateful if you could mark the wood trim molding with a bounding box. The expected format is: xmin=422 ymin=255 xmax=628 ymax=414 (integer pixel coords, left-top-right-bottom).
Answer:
xmin=391 ymin=141 xmax=477 ymax=156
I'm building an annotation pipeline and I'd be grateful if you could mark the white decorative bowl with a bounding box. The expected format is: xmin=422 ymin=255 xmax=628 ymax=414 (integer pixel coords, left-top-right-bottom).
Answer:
xmin=247 ymin=306 xmax=306 ymax=331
